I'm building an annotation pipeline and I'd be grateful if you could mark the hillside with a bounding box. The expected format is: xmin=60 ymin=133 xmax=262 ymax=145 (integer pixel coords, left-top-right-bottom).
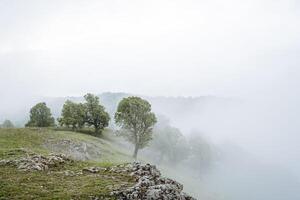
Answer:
xmin=0 ymin=128 xmax=196 ymax=200
xmin=0 ymin=128 xmax=135 ymax=199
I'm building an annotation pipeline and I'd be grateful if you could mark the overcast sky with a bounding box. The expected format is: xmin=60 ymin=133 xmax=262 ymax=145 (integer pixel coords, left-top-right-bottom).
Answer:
xmin=0 ymin=0 xmax=299 ymax=99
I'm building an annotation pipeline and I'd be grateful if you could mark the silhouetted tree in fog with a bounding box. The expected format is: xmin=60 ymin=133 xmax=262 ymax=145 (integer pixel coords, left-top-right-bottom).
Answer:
xmin=150 ymin=116 xmax=189 ymax=165
xmin=1 ymin=119 xmax=14 ymax=128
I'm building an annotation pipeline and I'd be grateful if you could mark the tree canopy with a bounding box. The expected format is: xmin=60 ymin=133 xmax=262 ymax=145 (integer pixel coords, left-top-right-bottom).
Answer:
xmin=84 ymin=93 xmax=110 ymax=133
xmin=25 ymin=102 xmax=55 ymax=127
xmin=58 ymin=94 xmax=110 ymax=134
xmin=115 ymin=96 xmax=157 ymax=159
xmin=58 ymin=100 xmax=85 ymax=130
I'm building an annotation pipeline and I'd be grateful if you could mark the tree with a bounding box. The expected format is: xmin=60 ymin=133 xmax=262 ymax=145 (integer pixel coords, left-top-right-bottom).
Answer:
xmin=151 ymin=116 xmax=189 ymax=164
xmin=187 ymin=133 xmax=215 ymax=171
xmin=115 ymin=96 xmax=157 ymax=159
xmin=58 ymin=100 xmax=85 ymax=130
xmin=1 ymin=120 xmax=14 ymax=128
xmin=84 ymin=93 xmax=110 ymax=134
xmin=25 ymin=102 xmax=55 ymax=127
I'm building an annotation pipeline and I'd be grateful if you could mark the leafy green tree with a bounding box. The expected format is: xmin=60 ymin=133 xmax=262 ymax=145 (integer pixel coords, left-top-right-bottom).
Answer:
xmin=25 ymin=102 xmax=55 ymax=127
xmin=58 ymin=100 xmax=85 ymax=130
xmin=115 ymin=96 xmax=157 ymax=159
xmin=84 ymin=93 xmax=110 ymax=134
xmin=1 ymin=119 xmax=14 ymax=128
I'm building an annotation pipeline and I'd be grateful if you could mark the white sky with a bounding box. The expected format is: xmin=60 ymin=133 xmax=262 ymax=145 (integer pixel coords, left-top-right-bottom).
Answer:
xmin=0 ymin=0 xmax=299 ymax=98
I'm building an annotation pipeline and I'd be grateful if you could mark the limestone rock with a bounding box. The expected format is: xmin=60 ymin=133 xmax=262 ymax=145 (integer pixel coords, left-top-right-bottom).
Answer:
xmin=111 ymin=162 xmax=197 ymax=200
xmin=0 ymin=154 xmax=70 ymax=171
xmin=82 ymin=166 xmax=105 ymax=173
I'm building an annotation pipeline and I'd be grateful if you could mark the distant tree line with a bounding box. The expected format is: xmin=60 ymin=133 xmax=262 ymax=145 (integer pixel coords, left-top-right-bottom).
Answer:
xmin=0 ymin=119 xmax=14 ymax=128
xmin=25 ymin=93 xmax=157 ymax=159
xmin=58 ymin=93 xmax=110 ymax=134
xmin=146 ymin=116 xmax=215 ymax=172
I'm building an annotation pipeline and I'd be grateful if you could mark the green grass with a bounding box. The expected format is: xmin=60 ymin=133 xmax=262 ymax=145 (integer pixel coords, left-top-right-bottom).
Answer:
xmin=0 ymin=128 xmax=135 ymax=199
xmin=0 ymin=163 xmax=134 ymax=200
xmin=0 ymin=128 xmax=45 ymax=150
xmin=0 ymin=128 xmax=49 ymax=159
xmin=50 ymin=127 xmax=114 ymax=141
xmin=0 ymin=128 xmax=133 ymax=162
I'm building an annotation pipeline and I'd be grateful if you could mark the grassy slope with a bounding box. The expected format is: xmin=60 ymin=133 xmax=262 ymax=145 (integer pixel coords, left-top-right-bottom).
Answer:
xmin=0 ymin=128 xmax=135 ymax=200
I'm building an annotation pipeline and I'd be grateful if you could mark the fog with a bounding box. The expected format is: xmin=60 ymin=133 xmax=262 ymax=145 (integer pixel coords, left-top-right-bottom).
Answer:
xmin=163 ymin=96 xmax=300 ymax=199
xmin=1 ymin=0 xmax=300 ymax=199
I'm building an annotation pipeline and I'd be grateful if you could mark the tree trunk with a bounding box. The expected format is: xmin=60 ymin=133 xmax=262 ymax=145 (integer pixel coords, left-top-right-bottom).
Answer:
xmin=133 ymin=143 xmax=139 ymax=160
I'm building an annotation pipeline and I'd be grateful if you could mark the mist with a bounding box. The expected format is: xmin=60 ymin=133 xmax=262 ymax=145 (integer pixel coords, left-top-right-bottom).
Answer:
xmin=157 ymin=95 xmax=300 ymax=199
xmin=1 ymin=0 xmax=300 ymax=199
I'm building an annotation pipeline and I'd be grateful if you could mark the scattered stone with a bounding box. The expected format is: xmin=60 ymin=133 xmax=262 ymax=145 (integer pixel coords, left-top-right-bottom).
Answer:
xmin=0 ymin=154 xmax=70 ymax=171
xmin=64 ymin=170 xmax=76 ymax=176
xmin=0 ymin=159 xmax=13 ymax=166
xmin=110 ymin=162 xmax=197 ymax=200
xmin=82 ymin=166 xmax=105 ymax=173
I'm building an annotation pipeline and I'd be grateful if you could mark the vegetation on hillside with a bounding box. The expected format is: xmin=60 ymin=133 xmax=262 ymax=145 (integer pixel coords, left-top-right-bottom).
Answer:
xmin=58 ymin=100 xmax=86 ymax=130
xmin=84 ymin=93 xmax=110 ymax=134
xmin=58 ymin=93 xmax=110 ymax=134
xmin=115 ymin=96 xmax=157 ymax=159
xmin=143 ymin=116 xmax=215 ymax=173
xmin=0 ymin=128 xmax=135 ymax=199
xmin=0 ymin=94 xmax=216 ymax=199
xmin=25 ymin=102 xmax=55 ymax=127
xmin=1 ymin=163 xmax=134 ymax=200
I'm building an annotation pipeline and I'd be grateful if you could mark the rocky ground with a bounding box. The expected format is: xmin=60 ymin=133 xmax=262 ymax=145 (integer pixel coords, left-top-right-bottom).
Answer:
xmin=0 ymin=129 xmax=197 ymax=199
xmin=0 ymin=153 xmax=196 ymax=200
xmin=109 ymin=162 xmax=197 ymax=200
xmin=44 ymin=139 xmax=102 ymax=161
xmin=0 ymin=153 xmax=70 ymax=171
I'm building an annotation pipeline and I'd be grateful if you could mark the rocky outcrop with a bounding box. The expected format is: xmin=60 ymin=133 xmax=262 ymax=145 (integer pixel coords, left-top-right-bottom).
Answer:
xmin=110 ymin=162 xmax=197 ymax=200
xmin=44 ymin=139 xmax=102 ymax=160
xmin=1 ymin=154 xmax=196 ymax=199
xmin=0 ymin=154 xmax=70 ymax=171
